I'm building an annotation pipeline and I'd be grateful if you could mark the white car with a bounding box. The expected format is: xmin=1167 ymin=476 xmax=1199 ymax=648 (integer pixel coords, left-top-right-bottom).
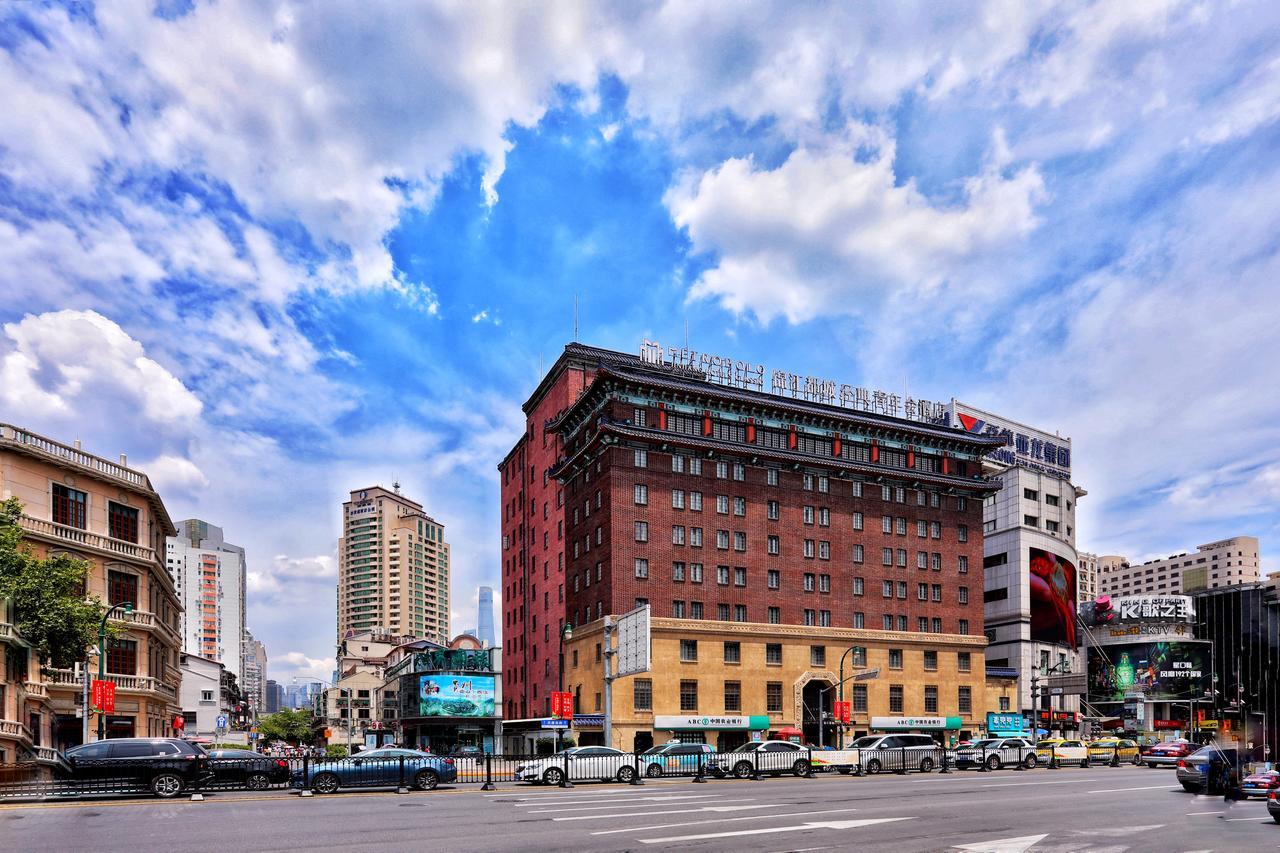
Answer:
xmin=952 ymin=737 xmax=1038 ymax=770
xmin=846 ymin=734 xmax=943 ymax=774
xmin=705 ymin=741 xmax=812 ymax=779
xmin=514 ymin=746 xmax=639 ymax=784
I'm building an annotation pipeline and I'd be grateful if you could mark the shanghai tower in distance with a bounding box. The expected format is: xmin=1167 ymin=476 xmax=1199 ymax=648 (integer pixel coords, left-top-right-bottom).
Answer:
xmin=477 ymin=586 xmax=496 ymax=647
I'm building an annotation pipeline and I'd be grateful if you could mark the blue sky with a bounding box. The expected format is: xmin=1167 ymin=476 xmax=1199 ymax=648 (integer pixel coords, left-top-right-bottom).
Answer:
xmin=2 ymin=1 xmax=1279 ymax=684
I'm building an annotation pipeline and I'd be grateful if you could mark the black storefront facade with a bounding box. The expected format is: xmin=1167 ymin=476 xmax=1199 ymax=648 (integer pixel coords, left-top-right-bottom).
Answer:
xmin=1193 ymin=583 xmax=1280 ymax=757
xmin=386 ymin=644 xmax=502 ymax=754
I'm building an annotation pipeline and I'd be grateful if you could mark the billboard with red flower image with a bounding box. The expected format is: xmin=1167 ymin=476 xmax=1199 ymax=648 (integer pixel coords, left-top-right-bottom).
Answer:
xmin=1029 ymin=548 xmax=1077 ymax=647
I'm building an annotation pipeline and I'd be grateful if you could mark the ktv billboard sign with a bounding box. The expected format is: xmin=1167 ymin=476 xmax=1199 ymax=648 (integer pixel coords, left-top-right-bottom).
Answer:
xmin=1080 ymin=595 xmax=1194 ymax=628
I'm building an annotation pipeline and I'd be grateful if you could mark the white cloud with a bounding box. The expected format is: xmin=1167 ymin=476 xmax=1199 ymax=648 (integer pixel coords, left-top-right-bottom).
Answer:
xmin=668 ymin=129 xmax=1045 ymax=324
xmin=139 ymin=454 xmax=210 ymax=497
xmin=1 ymin=310 xmax=202 ymax=427
xmin=1193 ymin=55 xmax=1280 ymax=147
xmin=272 ymin=651 xmax=336 ymax=683
xmin=471 ymin=310 xmax=489 ymax=323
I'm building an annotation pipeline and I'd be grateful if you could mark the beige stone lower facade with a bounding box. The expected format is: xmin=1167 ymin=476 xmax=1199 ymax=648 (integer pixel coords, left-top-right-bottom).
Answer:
xmin=1 ymin=424 xmax=182 ymax=764
xmin=563 ymin=616 xmax=989 ymax=752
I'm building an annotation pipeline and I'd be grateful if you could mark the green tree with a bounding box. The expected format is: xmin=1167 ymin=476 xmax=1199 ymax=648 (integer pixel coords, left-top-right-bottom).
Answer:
xmin=257 ymin=708 xmax=315 ymax=744
xmin=0 ymin=497 xmax=105 ymax=669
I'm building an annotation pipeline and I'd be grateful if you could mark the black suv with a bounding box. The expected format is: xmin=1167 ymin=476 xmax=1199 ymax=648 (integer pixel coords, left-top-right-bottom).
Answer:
xmin=58 ymin=738 xmax=210 ymax=798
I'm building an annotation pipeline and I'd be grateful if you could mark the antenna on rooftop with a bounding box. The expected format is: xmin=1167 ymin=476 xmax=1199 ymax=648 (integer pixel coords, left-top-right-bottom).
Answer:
xmin=573 ymin=294 xmax=579 ymax=341
xmin=393 ymin=480 xmax=401 ymax=495
xmin=685 ymin=317 xmax=689 ymax=349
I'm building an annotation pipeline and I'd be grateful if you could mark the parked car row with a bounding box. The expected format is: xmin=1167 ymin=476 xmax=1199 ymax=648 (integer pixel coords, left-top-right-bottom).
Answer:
xmin=24 ymin=734 xmax=1213 ymax=800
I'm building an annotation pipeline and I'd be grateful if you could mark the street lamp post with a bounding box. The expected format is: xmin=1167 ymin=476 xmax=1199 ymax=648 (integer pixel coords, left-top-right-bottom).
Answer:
xmin=557 ymin=623 xmax=573 ymax=753
xmin=96 ymin=601 xmax=133 ymax=741
xmin=836 ymin=646 xmax=862 ymax=749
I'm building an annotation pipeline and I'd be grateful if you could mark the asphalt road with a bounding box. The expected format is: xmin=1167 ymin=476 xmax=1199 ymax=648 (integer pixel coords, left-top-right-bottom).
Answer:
xmin=3 ymin=765 xmax=1276 ymax=852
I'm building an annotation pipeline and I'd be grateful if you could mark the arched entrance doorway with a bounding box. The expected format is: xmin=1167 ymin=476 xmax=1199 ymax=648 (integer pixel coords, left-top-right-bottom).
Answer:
xmin=801 ymin=679 xmax=835 ymax=746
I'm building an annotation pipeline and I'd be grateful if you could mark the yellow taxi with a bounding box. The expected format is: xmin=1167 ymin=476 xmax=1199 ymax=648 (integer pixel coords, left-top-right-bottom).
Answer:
xmin=1087 ymin=738 xmax=1142 ymax=765
xmin=1035 ymin=738 xmax=1090 ymax=766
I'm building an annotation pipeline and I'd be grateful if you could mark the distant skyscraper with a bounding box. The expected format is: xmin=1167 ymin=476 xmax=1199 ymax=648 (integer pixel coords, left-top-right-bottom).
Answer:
xmin=265 ymin=679 xmax=283 ymax=714
xmin=166 ymin=519 xmax=247 ymax=681
xmin=242 ymin=630 xmax=267 ymax=716
xmin=477 ymin=586 xmax=495 ymax=647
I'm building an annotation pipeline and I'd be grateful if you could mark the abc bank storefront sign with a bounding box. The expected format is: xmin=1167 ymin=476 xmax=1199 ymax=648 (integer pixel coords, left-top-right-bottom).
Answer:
xmin=871 ymin=716 xmax=963 ymax=731
xmin=654 ymin=715 xmax=772 ymax=731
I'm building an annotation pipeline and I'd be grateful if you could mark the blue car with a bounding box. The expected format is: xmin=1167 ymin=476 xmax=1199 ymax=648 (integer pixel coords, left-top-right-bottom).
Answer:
xmin=640 ymin=742 xmax=716 ymax=777
xmin=292 ymin=747 xmax=456 ymax=793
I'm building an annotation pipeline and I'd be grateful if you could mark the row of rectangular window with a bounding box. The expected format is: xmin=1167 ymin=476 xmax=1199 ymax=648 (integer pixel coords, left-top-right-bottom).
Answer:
xmin=665 ymin=606 xmax=969 ymax=634
xmin=678 ymin=641 xmax=974 ymax=673
xmin=643 ymin=680 xmax=971 ymax=715
xmin=635 ymin=450 xmax=969 ymax=510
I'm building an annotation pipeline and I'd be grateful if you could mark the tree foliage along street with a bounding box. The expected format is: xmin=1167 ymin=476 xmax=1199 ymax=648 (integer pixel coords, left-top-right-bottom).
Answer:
xmin=257 ymin=708 xmax=315 ymax=744
xmin=0 ymin=496 xmax=106 ymax=669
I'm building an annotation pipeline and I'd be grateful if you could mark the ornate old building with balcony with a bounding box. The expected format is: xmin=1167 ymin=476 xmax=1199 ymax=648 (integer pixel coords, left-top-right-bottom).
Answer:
xmin=1 ymin=423 xmax=182 ymax=763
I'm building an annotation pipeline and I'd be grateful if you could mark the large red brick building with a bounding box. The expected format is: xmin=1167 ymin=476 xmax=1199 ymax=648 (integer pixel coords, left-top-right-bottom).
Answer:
xmin=500 ymin=344 xmax=1004 ymax=742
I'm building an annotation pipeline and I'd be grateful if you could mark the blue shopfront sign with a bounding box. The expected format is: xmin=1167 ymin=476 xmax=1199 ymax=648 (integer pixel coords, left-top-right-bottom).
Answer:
xmin=987 ymin=712 xmax=1029 ymax=735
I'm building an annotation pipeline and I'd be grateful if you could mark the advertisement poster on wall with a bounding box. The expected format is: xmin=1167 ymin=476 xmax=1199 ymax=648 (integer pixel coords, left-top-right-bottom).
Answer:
xmin=418 ymin=674 xmax=496 ymax=717
xmin=1030 ymin=548 xmax=1078 ymax=647
xmin=1087 ymin=642 xmax=1210 ymax=702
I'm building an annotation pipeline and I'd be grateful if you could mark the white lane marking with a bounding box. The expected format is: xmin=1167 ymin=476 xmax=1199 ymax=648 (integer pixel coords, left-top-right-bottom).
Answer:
xmin=1087 ymin=785 xmax=1177 ymax=793
xmin=516 ymin=792 xmax=717 ymax=806
xmin=555 ymin=804 xmax=771 ymax=822
xmin=953 ymin=834 xmax=1048 ymax=853
xmin=529 ymin=796 xmax=743 ymax=813
xmin=1185 ymin=811 xmax=1225 ymax=815
xmin=1222 ymin=817 xmax=1268 ymax=822
xmin=981 ymin=779 xmax=1097 ymax=788
xmin=590 ymin=808 xmax=854 ymax=836
xmin=485 ymin=791 xmax=633 ymax=800
xmin=639 ymin=816 xmax=913 ymax=843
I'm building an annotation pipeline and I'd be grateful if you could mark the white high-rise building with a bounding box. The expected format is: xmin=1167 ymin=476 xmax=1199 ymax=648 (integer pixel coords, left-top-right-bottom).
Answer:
xmin=946 ymin=402 xmax=1086 ymax=727
xmin=242 ymin=630 xmax=268 ymax=716
xmin=167 ymin=519 xmax=247 ymax=680
xmin=1096 ymin=536 xmax=1260 ymax=596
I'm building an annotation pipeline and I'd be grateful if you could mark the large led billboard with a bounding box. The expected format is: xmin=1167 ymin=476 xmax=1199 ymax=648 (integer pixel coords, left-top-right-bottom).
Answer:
xmin=1030 ymin=548 xmax=1078 ymax=647
xmin=418 ymin=675 xmax=496 ymax=718
xmin=1087 ymin=641 xmax=1210 ymax=702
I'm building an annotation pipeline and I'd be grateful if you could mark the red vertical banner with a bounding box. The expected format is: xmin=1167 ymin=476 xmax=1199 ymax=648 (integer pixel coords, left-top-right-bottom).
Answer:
xmin=92 ymin=680 xmax=116 ymax=714
xmin=942 ymin=452 xmax=950 ymax=474
xmin=870 ymin=439 xmax=879 ymax=463
xmin=702 ymin=410 xmax=712 ymax=436
xmin=552 ymin=691 xmax=574 ymax=721
xmin=834 ymin=701 xmax=851 ymax=723
xmin=657 ymin=402 xmax=667 ymax=430
xmin=906 ymin=446 xmax=915 ymax=468
xmin=746 ymin=418 xmax=756 ymax=444
xmin=788 ymin=425 xmax=797 ymax=449
xmin=832 ymin=434 xmax=842 ymax=457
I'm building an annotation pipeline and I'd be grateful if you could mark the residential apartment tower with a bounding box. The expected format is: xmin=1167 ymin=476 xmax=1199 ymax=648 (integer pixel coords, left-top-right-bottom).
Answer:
xmin=338 ymin=486 xmax=451 ymax=643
